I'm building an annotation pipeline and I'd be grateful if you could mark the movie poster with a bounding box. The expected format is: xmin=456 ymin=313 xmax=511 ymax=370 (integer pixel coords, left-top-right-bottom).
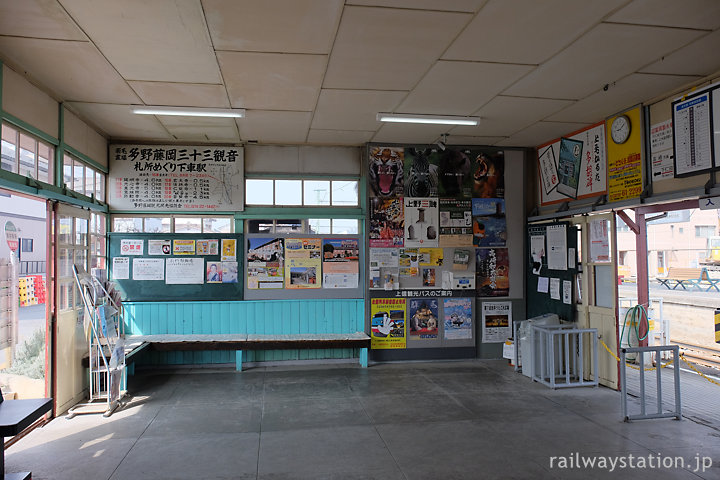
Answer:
xmin=284 ymin=238 xmax=321 ymax=289
xmin=472 ymin=198 xmax=506 ymax=247
xmin=369 ymin=197 xmax=404 ymax=248
xmin=404 ymin=197 xmax=439 ymax=247
xmin=482 ymin=301 xmax=512 ymax=343
xmin=439 ymin=198 xmax=473 ymax=246
xmin=371 ymin=298 xmax=406 ymax=349
xmin=408 ymin=298 xmax=439 ymax=339
xmin=246 ymin=237 xmax=284 ymax=289
xmin=404 ymin=148 xmax=439 ymax=197
xmin=322 ymin=238 xmax=359 ymax=288
xmin=369 ymin=146 xmax=404 ymax=197
xmin=470 ymin=149 xmax=504 ymax=198
xmin=443 ymin=298 xmax=473 ymax=340
xmin=436 ymin=148 xmax=473 ymax=198
xmin=476 ymin=248 xmax=509 ymax=297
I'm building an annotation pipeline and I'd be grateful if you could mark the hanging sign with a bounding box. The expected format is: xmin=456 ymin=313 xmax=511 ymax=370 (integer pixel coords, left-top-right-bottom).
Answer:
xmin=4 ymin=221 xmax=18 ymax=252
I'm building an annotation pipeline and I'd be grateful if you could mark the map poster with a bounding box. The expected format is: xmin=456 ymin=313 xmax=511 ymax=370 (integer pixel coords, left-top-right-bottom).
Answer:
xmin=285 ymin=238 xmax=321 ymax=289
xmin=408 ymin=298 xmax=439 ymax=339
xmin=443 ymin=298 xmax=473 ymax=340
xmin=371 ymin=298 xmax=406 ymax=349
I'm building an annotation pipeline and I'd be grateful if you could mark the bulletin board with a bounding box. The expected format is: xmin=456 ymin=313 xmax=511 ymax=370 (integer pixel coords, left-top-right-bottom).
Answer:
xmin=108 ymin=233 xmax=243 ymax=301
xmin=526 ymin=222 xmax=578 ymax=322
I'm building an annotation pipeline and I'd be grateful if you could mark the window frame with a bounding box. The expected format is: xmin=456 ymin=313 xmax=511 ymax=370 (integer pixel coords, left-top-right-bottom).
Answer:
xmin=111 ymin=215 xmax=235 ymax=233
xmin=245 ymin=177 xmax=359 ymax=207
xmin=1 ymin=122 xmax=55 ymax=184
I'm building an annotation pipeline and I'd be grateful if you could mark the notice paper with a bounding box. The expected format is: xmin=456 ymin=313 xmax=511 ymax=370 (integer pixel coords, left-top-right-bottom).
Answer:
xmin=166 ymin=258 xmax=204 ymax=284
xmin=550 ymin=278 xmax=561 ymax=300
xmin=562 ymin=280 xmax=572 ymax=304
xmin=112 ymin=257 xmax=129 ymax=280
xmin=546 ymin=224 xmax=567 ymax=270
xmin=537 ymin=276 xmax=549 ymax=293
xmin=132 ymin=258 xmax=164 ymax=281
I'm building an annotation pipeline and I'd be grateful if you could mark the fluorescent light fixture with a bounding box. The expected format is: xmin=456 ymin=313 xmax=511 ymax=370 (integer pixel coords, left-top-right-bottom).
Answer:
xmin=131 ymin=105 xmax=245 ymax=118
xmin=377 ymin=113 xmax=479 ymax=126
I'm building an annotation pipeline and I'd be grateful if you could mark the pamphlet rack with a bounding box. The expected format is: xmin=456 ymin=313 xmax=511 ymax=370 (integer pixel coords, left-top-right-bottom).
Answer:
xmin=67 ymin=265 xmax=126 ymax=418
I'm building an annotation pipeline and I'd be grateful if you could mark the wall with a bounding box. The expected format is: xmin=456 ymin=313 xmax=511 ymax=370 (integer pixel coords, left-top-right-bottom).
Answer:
xmin=1 ymin=65 xmax=58 ymax=139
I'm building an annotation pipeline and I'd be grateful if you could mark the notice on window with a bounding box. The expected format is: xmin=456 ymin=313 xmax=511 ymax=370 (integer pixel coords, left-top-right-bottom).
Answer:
xmin=132 ymin=258 xmax=165 ymax=281
xmin=112 ymin=257 xmax=129 ymax=280
xmin=166 ymin=258 xmax=204 ymax=285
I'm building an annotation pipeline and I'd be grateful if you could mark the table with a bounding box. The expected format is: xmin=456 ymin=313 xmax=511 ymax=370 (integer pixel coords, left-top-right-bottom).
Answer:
xmin=0 ymin=398 xmax=53 ymax=480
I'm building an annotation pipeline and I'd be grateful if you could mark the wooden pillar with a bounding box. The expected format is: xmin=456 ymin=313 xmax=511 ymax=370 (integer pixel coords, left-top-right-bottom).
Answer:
xmin=635 ymin=211 xmax=649 ymax=346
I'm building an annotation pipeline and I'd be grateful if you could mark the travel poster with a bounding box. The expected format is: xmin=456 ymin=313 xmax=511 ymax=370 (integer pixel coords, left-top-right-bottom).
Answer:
xmin=408 ymin=298 xmax=439 ymax=339
xmin=404 ymin=197 xmax=439 ymax=247
xmin=476 ymin=248 xmax=509 ymax=297
xmin=284 ymin=238 xmax=321 ymax=289
xmin=322 ymin=238 xmax=359 ymax=289
xmin=371 ymin=298 xmax=406 ymax=349
xmin=369 ymin=197 xmax=404 ymax=248
xmin=443 ymin=298 xmax=473 ymax=340
xmin=246 ymin=237 xmax=284 ymax=289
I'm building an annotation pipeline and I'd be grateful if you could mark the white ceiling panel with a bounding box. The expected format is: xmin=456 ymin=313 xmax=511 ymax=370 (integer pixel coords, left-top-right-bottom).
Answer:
xmin=345 ymin=0 xmax=487 ymax=12
xmin=372 ymin=123 xmax=451 ymax=144
xmin=397 ymin=61 xmax=533 ymax=115
xmin=0 ymin=37 xmax=141 ymax=104
xmin=443 ymin=0 xmax=627 ymax=64
xmin=164 ymin=125 xmax=240 ymax=143
xmin=495 ymin=121 xmax=590 ymax=147
xmin=129 ymin=82 xmax=230 ymax=108
xmin=607 ymin=0 xmax=720 ymax=30
xmin=311 ymin=89 xmax=407 ymax=131
xmin=238 ymin=111 xmax=312 ymax=144
xmin=307 ymin=129 xmax=376 ymax=146
xmin=323 ymin=6 xmax=471 ymax=90
xmin=67 ymin=103 xmax=172 ymax=140
xmin=204 ymin=0 xmax=343 ymax=54
xmin=218 ymin=52 xmax=326 ymax=111
xmin=640 ymin=30 xmax=720 ymax=76
xmin=0 ymin=0 xmax=87 ymax=40
xmin=504 ymin=23 xmax=705 ymax=100
xmin=59 ymin=0 xmax=221 ymax=83
xmin=451 ymin=96 xmax=574 ymax=137
xmin=445 ymin=135 xmax=506 ymax=145
xmin=548 ymin=73 xmax=700 ymax=123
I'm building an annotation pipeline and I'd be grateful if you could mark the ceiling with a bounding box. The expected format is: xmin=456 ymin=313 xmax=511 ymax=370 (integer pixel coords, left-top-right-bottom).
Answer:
xmin=0 ymin=0 xmax=719 ymax=148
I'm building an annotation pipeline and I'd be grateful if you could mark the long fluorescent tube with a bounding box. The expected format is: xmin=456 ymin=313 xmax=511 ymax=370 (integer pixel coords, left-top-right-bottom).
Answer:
xmin=131 ymin=105 xmax=245 ymax=118
xmin=377 ymin=113 xmax=479 ymax=126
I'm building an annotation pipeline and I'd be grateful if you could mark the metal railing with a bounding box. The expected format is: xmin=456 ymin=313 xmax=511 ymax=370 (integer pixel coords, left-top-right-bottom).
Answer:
xmin=620 ymin=345 xmax=681 ymax=422
xmin=532 ymin=324 xmax=599 ymax=389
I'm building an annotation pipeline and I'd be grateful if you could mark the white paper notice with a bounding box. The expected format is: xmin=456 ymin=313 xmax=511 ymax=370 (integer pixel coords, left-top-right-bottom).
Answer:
xmin=132 ymin=258 xmax=165 ymax=281
xmin=165 ymin=258 xmax=204 ymax=285
xmin=650 ymin=119 xmax=674 ymax=180
xmin=148 ymin=239 xmax=172 ymax=256
xmin=481 ymin=301 xmax=512 ymax=343
xmin=120 ymin=239 xmax=144 ymax=256
xmin=589 ymin=219 xmax=610 ymax=262
xmin=530 ymin=235 xmax=545 ymax=274
xmin=441 ymin=271 xmax=454 ymax=290
xmin=550 ymin=278 xmax=561 ymax=300
xmin=537 ymin=276 xmax=549 ymax=293
xmin=568 ymin=248 xmax=576 ymax=269
xmin=546 ymin=224 xmax=567 ymax=270
xmin=323 ymin=273 xmax=359 ymax=289
xmin=673 ymin=93 xmax=713 ymax=176
xmin=562 ymin=280 xmax=572 ymax=304
xmin=112 ymin=257 xmax=129 ymax=280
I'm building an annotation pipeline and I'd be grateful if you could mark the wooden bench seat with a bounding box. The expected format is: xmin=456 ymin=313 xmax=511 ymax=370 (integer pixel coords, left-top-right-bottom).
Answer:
xmin=657 ymin=267 xmax=720 ymax=292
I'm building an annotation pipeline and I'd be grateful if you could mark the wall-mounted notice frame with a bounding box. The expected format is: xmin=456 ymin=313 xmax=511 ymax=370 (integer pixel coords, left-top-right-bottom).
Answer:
xmin=109 ymin=233 xmax=243 ymax=301
xmin=108 ymin=144 xmax=244 ymax=211
xmin=672 ymin=90 xmax=715 ymax=177
xmin=536 ymin=122 xmax=607 ymax=206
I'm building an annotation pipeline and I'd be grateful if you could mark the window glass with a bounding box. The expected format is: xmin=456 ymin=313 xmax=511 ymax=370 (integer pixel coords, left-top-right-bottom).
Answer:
xmin=85 ymin=166 xmax=95 ymax=197
xmin=203 ymin=217 xmax=232 ymax=233
xmin=95 ymin=171 xmax=105 ymax=201
xmin=332 ymin=219 xmax=359 ymax=234
xmin=247 ymin=219 xmax=273 ymax=234
xmin=275 ymin=180 xmax=302 ymax=206
xmin=246 ymin=179 xmax=273 ymax=205
xmin=275 ymin=219 xmax=303 ymax=233
xmin=175 ymin=217 xmax=202 ymax=233
xmin=303 ymin=180 xmax=330 ymax=206
xmin=63 ymin=155 xmax=73 ymax=188
xmin=331 ymin=180 xmax=358 ymax=206
xmin=21 ymin=238 xmax=33 ymax=252
xmin=18 ymin=134 xmax=36 ymax=178
xmin=145 ymin=217 xmax=171 ymax=233
xmin=58 ymin=215 xmax=73 ymax=244
xmin=73 ymin=160 xmax=84 ymax=194
xmin=75 ymin=218 xmax=88 ymax=246
xmin=1 ymin=125 xmax=18 ymax=173
xmin=308 ymin=218 xmax=331 ymax=234
xmin=37 ymin=143 xmax=51 ymax=184
xmin=113 ymin=217 xmax=142 ymax=233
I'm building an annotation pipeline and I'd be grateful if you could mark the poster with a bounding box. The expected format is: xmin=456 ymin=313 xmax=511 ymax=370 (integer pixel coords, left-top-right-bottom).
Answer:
xmin=607 ymin=108 xmax=644 ymax=202
xmin=247 ymin=237 xmax=284 ymax=289
xmin=418 ymin=248 xmax=443 ymax=266
xmin=398 ymin=248 xmax=418 ymax=277
xmin=589 ymin=219 xmax=610 ymax=262
xmin=673 ymin=92 xmax=713 ymax=176
xmin=408 ymin=298 xmax=439 ymax=339
xmin=148 ymin=239 xmax=171 ymax=256
xmin=422 ymin=268 xmax=436 ymax=287
xmin=550 ymin=278 xmax=561 ymax=300
xmin=476 ymin=248 xmax=509 ymax=297
xmin=650 ymin=119 xmax=674 ymax=180
xmin=443 ymin=298 xmax=473 ymax=340
xmin=537 ymin=123 xmax=607 ymax=206
xmin=404 ymin=197 xmax=439 ymax=247
xmin=370 ymin=248 xmax=398 ymax=288
xmin=206 ymin=261 xmax=222 ymax=283
xmin=132 ymin=258 xmax=164 ymax=281
xmin=120 ymin=239 xmax=143 ymax=256
xmin=222 ymin=261 xmax=238 ymax=283
xmin=471 ymin=149 xmax=504 ymax=198
xmin=173 ymin=239 xmax=195 ymax=255
xmin=436 ymin=148 xmax=473 ymax=198
xmin=370 ymin=298 xmax=406 ymax=349
xmin=369 ymin=197 xmax=404 ymax=248
xmin=196 ymin=239 xmax=219 ymax=256
xmin=439 ymin=198 xmax=473 ymax=246
xmin=165 ymin=258 xmax=204 ymax=285
xmin=380 ymin=267 xmax=399 ymax=289
xmin=322 ymin=238 xmax=359 ymax=289
xmin=108 ymin=144 xmax=244 ymax=211
xmin=221 ymin=239 xmax=237 ymax=261
xmin=369 ymin=146 xmax=404 ymax=197
xmin=452 ymin=248 xmax=471 ymax=270
xmin=530 ymin=235 xmax=545 ymax=275
xmin=481 ymin=301 xmax=512 ymax=343
xmin=285 ymin=238 xmax=321 ymax=289
xmin=112 ymin=257 xmax=129 ymax=280
xmin=546 ymin=224 xmax=567 ymax=270
xmin=472 ymin=198 xmax=506 ymax=247
xmin=404 ymin=148 xmax=438 ymax=197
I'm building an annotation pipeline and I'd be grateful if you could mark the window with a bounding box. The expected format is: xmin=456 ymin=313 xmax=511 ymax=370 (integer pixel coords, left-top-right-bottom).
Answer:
xmin=246 ymin=178 xmax=358 ymax=207
xmin=695 ymin=225 xmax=716 ymax=238
xmin=1 ymin=123 xmax=54 ymax=183
xmin=248 ymin=218 xmax=359 ymax=234
xmin=89 ymin=213 xmax=107 ymax=271
xmin=63 ymin=153 xmax=106 ymax=200
xmin=21 ymin=238 xmax=33 ymax=253
xmin=112 ymin=215 xmax=233 ymax=233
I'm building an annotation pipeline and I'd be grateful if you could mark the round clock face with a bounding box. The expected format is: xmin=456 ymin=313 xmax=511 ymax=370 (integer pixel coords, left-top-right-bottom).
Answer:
xmin=611 ymin=115 xmax=631 ymax=144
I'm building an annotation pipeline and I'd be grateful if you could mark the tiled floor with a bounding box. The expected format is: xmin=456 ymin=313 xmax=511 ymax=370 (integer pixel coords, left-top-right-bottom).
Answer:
xmin=6 ymin=360 xmax=720 ymax=479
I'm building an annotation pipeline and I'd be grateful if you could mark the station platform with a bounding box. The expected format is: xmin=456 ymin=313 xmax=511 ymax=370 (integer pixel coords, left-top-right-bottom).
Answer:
xmin=6 ymin=359 xmax=720 ymax=479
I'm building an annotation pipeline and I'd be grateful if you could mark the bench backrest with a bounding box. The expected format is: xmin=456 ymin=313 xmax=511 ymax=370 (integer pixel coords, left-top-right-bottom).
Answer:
xmin=666 ymin=267 xmax=703 ymax=280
